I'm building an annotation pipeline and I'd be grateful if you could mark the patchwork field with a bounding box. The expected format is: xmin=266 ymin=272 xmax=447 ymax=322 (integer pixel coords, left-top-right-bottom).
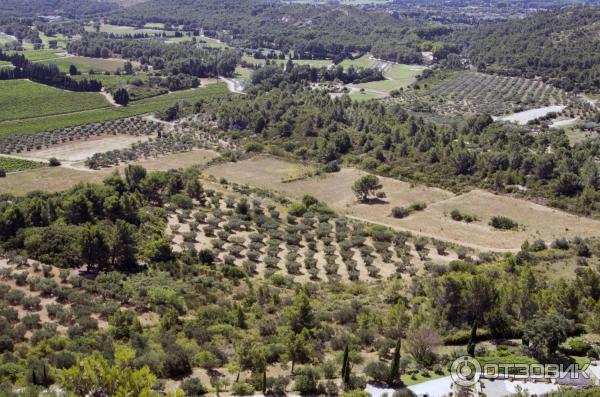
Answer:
xmin=205 ymin=156 xmax=600 ymax=251
xmin=0 ymin=83 xmax=229 ymax=136
xmin=0 ymin=80 xmax=110 ymax=123
xmin=0 ymin=149 xmax=218 ymax=195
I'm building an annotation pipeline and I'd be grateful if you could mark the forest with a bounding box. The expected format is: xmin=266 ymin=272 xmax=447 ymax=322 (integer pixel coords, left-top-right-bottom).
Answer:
xmin=108 ymin=0 xmax=425 ymax=63
xmin=444 ymin=7 xmax=600 ymax=92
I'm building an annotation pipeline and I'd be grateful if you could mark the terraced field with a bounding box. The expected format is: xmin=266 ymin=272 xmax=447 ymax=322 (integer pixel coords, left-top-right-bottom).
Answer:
xmin=0 ymin=80 xmax=110 ymax=123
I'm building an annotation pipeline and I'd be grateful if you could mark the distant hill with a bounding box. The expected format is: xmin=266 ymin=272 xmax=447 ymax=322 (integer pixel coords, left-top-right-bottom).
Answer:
xmin=446 ymin=7 xmax=600 ymax=92
xmin=0 ymin=0 xmax=118 ymax=17
xmin=109 ymin=0 xmax=425 ymax=63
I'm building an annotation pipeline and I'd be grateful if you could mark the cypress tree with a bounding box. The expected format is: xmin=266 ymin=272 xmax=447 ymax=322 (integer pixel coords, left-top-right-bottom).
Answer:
xmin=467 ymin=320 xmax=478 ymax=357
xmin=388 ymin=339 xmax=401 ymax=385
xmin=342 ymin=344 xmax=351 ymax=387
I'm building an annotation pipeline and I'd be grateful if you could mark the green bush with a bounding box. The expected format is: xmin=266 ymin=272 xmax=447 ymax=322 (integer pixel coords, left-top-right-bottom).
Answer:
xmin=391 ymin=206 xmax=410 ymax=219
xmin=231 ymin=382 xmax=254 ymax=396
xmin=489 ymin=216 xmax=518 ymax=230
xmin=181 ymin=377 xmax=208 ymax=396
xmin=293 ymin=366 xmax=320 ymax=394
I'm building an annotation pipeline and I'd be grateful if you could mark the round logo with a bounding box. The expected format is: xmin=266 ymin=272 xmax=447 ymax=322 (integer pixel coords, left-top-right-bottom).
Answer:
xmin=450 ymin=356 xmax=481 ymax=387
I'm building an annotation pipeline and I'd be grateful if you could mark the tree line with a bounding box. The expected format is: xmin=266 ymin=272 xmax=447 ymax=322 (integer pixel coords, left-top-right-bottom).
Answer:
xmin=0 ymin=50 xmax=102 ymax=92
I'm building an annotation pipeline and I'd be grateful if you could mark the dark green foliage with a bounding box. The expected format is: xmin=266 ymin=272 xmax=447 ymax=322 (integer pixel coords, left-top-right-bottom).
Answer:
xmin=114 ymin=88 xmax=130 ymax=106
xmin=489 ymin=216 xmax=518 ymax=230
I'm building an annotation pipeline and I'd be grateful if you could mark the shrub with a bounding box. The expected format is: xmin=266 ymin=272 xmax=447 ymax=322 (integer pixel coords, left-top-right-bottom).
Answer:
xmin=48 ymin=158 xmax=61 ymax=167
xmin=552 ymin=238 xmax=570 ymax=250
xmin=364 ymin=361 xmax=390 ymax=382
xmin=408 ymin=202 xmax=427 ymax=211
xmin=489 ymin=216 xmax=518 ymax=230
xmin=181 ymin=377 xmax=208 ymax=396
xmin=194 ymin=351 xmax=221 ymax=370
xmin=231 ymin=382 xmax=254 ymax=396
xmin=21 ymin=296 xmax=41 ymax=311
xmin=170 ymin=194 xmax=194 ymax=209
xmin=293 ymin=366 xmax=320 ymax=394
xmin=391 ymin=207 xmax=410 ymax=219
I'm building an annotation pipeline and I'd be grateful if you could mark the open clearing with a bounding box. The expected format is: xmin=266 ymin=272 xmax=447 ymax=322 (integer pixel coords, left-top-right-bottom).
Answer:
xmin=40 ymin=56 xmax=127 ymax=73
xmin=353 ymin=63 xmax=426 ymax=93
xmin=84 ymin=24 xmax=173 ymax=37
xmin=205 ymin=156 xmax=600 ymax=251
xmin=0 ymin=149 xmax=218 ymax=195
xmin=0 ymin=80 xmax=110 ymax=123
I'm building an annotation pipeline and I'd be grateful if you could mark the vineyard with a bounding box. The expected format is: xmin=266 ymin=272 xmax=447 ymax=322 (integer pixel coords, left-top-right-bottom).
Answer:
xmin=0 ymin=118 xmax=164 ymax=155
xmin=426 ymin=71 xmax=572 ymax=116
xmin=0 ymin=80 xmax=110 ymax=123
xmin=0 ymin=156 xmax=45 ymax=173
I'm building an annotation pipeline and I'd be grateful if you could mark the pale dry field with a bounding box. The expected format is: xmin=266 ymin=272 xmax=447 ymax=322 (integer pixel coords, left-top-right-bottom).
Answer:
xmin=206 ymin=155 xmax=313 ymax=187
xmin=20 ymin=135 xmax=150 ymax=162
xmin=0 ymin=149 xmax=218 ymax=195
xmin=205 ymin=156 xmax=600 ymax=251
xmin=396 ymin=190 xmax=600 ymax=251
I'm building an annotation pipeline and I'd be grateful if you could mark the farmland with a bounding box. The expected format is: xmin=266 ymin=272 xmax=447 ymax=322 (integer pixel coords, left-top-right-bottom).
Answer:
xmin=0 ymin=156 xmax=45 ymax=172
xmin=39 ymin=56 xmax=128 ymax=73
xmin=0 ymin=149 xmax=218 ymax=195
xmin=426 ymin=71 xmax=571 ymax=116
xmin=0 ymin=83 xmax=229 ymax=136
xmin=205 ymin=156 xmax=600 ymax=251
xmin=2 ymin=2 xmax=600 ymax=397
xmin=0 ymin=80 xmax=110 ymax=123
xmin=84 ymin=23 xmax=174 ymax=36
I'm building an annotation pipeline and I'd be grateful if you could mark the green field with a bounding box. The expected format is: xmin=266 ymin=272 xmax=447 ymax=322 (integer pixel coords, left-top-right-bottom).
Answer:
xmin=196 ymin=35 xmax=228 ymax=49
xmin=0 ymin=80 xmax=110 ymax=123
xmin=38 ymin=31 xmax=68 ymax=49
xmin=337 ymin=55 xmax=376 ymax=69
xmin=40 ymin=56 xmax=127 ymax=73
xmin=73 ymin=74 xmax=166 ymax=100
xmin=0 ymin=33 xmax=17 ymax=46
xmin=354 ymin=64 xmax=425 ymax=92
xmin=11 ymin=49 xmax=65 ymax=62
xmin=0 ymin=83 xmax=229 ymax=136
xmin=85 ymin=24 xmax=174 ymax=37
xmin=242 ymin=54 xmax=332 ymax=68
xmin=0 ymin=156 xmax=46 ymax=173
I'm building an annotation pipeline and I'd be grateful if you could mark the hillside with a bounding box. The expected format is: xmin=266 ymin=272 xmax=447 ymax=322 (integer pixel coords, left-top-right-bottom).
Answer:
xmin=0 ymin=0 xmax=118 ymax=17
xmin=110 ymin=0 xmax=424 ymax=62
xmin=447 ymin=7 xmax=600 ymax=92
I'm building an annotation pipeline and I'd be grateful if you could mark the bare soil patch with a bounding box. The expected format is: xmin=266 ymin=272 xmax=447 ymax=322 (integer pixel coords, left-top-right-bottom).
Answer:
xmin=20 ymin=134 xmax=150 ymax=162
xmin=206 ymin=155 xmax=312 ymax=187
xmin=0 ymin=149 xmax=218 ymax=195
